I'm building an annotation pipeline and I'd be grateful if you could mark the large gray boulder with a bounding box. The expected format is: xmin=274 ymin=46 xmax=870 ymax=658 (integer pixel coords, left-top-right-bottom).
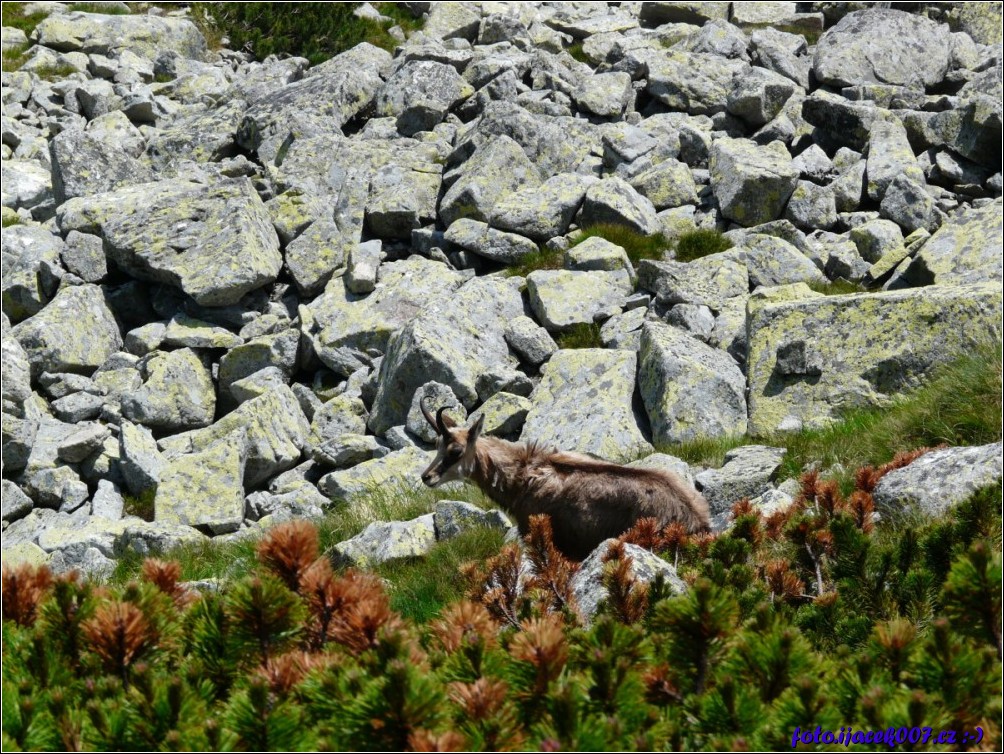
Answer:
xmin=866 ymin=117 xmax=925 ymax=203
xmin=12 ymin=284 xmax=122 ymax=378
xmin=440 ymin=135 xmax=542 ymax=227
xmin=33 ymin=10 xmax=207 ymax=59
xmin=332 ymin=514 xmax=437 ymax=567
xmin=366 ymin=164 xmax=441 ymax=241
xmin=2 ymin=224 xmax=64 ymax=322
xmin=639 ymin=322 xmax=747 ymax=445
xmin=50 ymin=129 xmax=154 ymax=203
xmin=572 ymin=539 xmax=686 ymax=623
xmin=56 ymin=179 xmax=282 ymax=307
xmin=580 ymin=177 xmax=661 ymax=236
xmin=872 ymin=443 xmax=1003 ymax=518
xmin=727 ymin=67 xmax=798 ymax=128
xmin=158 ymin=385 xmax=309 ymax=488
xmin=368 ymin=277 xmax=524 ymax=434
xmin=906 ymin=200 xmax=1003 ymax=286
xmin=318 ymin=445 xmax=433 ymax=501
xmin=638 ymin=255 xmax=749 ymax=310
xmin=2 ymin=160 xmax=53 ymax=215
xmin=303 ymin=258 xmax=465 ymax=375
xmin=521 ymin=349 xmax=653 ymax=462
xmin=444 ymin=219 xmax=538 ymax=265
xmin=490 ymin=173 xmax=597 ymax=241
xmin=120 ymin=348 xmax=216 ymax=432
xmin=747 ymin=284 xmax=1003 ymax=434
xmin=813 ymin=9 xmax=952 ymax=89
xmin=646 ymin=51 xmax=749 ymax=115
xmin=375 ymin=60 xmax=474 ymax=135
xmin=155 ymin=430 xmax=247 ymax=534
xmin=527 ymin=269 xmax=633 ymax=332
xmin=711 ymin=139 xmax=798 ymax=227
xmin=237 ymin=43 xmax=390 ymax=151
xmin=694 ymin=445 xmax=786 ymax=528
xmin=724 ymin=234 xmax=826 ymax=288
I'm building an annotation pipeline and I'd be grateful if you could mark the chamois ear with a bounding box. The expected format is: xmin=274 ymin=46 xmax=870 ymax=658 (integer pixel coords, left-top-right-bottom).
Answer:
xmin=467 ymin=414 xmax=484 ymax=447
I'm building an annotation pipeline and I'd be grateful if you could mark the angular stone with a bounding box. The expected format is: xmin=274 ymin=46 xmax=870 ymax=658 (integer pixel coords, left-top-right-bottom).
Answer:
xmin=872 ymin=442 xmax=1003 ymax=518
xmin=711 ymin=138 xmax=798 ymax=227
xmin=2 ymin=480 xmax=33 ymax=523
xmin=50 ymin=129 xmax=154 ymax=204
xmin=490 ymin=173 xmax=596 ymax=242
xmin=639 ymin=2 xmax=730 ymax=26
xmin=311 ymin=433 xmax=388 ymax=469
xmin=526 ymin=269 xmax=633 ymax=332
xmin=434 ymin=499 xmax=511 ymax=541
xmin=694 ymin=445 xmax=786 ymax=527
xmin=376 ymin=60 xmax=474 ymax=135
xmin=56 ymin=178 xmax=282 ymax=307
xmin=119 ymin=420 xmax=164 ymax=496
xmin=158 ymin=385 xmax=309 ymax=488
xmin=639 ymin=322 xmax=747 ymax=445
xmin=2 ymin=159 xmax=53 ymax=214
xmin=333 ymin=514 xmax=437 ymax=568
xmin=880 ymin=174 xmax=939 ymax=234
xmin=566 ymin=237 xmax=634 ymax=276
xmin=120 ymin=348 xmax=215 ymax=432
xmin=727 ymin=67 xmax=797 ymax=128
xmin=61 ymin=231 xmax=106 ymax=283
xmin=218 ymin=329 xmax=298 ymax=400
xmin=440 ymin=135 xmax=542 ymax=226
xmin=303 ymin=258 xmax=465 ymax=374
xmin=784 ymin=181 xmax=837 ymax=230
xmin=666 ymin=304 xmax=715 ymax=341
xmin=505 ymin=315 xmax=557 ymax=366
xmin=575 ymin=72 xmax=633 ymax=118
xmin=366 ymin=163 xmax=441 ymax=239
xmin=580 ymin=177 xmax=660 ymax=236
xmin=468 ymin=392 xmax=532 ymax=437
xmin=318 ymin=445 xmax=433 ymax=501
xmin=824 ymin=240 xmax=870 ymax=282
xmin=521 ymin=349 xmax=653 ymax=462
xmin=34 ymin=10 xmax=207 ymax=59
xmin=51 ymin=392 xmax=105 ymax=423
xmin=2 ymin=224 xmax=64 ymax=322
xmin=866 ymin=117 xmax=925 ymax=202
xmin=444 ymin=219 xmax=538 ymax=265
xmin=12 ymin=284 xmax=122 ymax=379
xmin=647 ymin=51 xmax=748 ymax=115
xmin=906 ymin=200 xmax=1002 ymax=286
xmin=406 ymin=382 xmax=465 ymax=444
xmin=629 ymin=159 xmax=699 ymax=210
xmin=638 ymin=255 xmax=748 ymax=310
xmin=572 ymin=539 xmax=686 ymax=623
xmin=813 ymin=9 xmax=952 ymax=89
xmin=56 ymin=422 xmax=110 ymax=464
xmin=155 ymin=431 xmax=246 ymax=534
xmin=310 ymin=394 xmax=368 ymax=447
xmin=91 ymin=479 xmax=124 ymax=520
xmin=850 ymin=219 xmax=905 ymax=265
xmin=726 ymin=234 xmax=826 ymax=288
xmin=747 ymin=284 xmax=1003 ymax=434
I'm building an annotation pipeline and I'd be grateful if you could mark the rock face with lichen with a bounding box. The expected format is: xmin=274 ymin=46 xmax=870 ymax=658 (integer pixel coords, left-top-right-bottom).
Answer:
xmin=2 ymin=2 xmax=1001 ymax=575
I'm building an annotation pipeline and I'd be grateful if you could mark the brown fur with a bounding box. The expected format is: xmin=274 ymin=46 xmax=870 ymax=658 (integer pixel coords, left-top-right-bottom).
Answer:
xmin=422 ymin=417 xmax=711 ymax=561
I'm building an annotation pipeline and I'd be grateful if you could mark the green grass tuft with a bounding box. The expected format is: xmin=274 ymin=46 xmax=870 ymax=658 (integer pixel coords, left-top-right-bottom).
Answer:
xmin=122 ymin=488 xmax=156 ymax=522
xmin=2 ymin=43 xmax=30 ymax=72
xmin=672 ymin=228 xmax=733 ymax=262
xmin=664 ymin=345 xmax=1002 ymax=478
xmin=506 ymin=245 xmax=564 ymax=278
xmin=1 ymin=2 xmax=49 ymax=34
xmin=189 ymin=2 xmax=422 ymax=63
xmin=68 ymin=2 xmax=130 ymax=13
xmin=574 ymin=223 xmax=672 ymax=266
xmin=555 ymin=322 xmax=603 ymax=349
xmin=1 ymin=214 xmax=23 ymax=228
xmin=30 ymin=62 xmax=79 ymax=80
xmin=566 ymin=42 xmax=591 ymax=65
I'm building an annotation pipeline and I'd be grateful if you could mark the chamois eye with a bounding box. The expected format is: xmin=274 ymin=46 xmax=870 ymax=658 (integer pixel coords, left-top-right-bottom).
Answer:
xmin=446 ymin=447 xmax=462 ymax=462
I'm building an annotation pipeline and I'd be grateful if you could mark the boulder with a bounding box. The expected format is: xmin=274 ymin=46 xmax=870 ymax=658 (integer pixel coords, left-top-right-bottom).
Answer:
xmin=694 ymin=445 xmax=786 ymax=528
xmin=727 ymin=67 xmax=797 ymax=128
xmin=575 ymin=71 xmax=633 ymax=118
xmin=710 ymin=138 xmax=798 ymax=227
xmin=490 ymin=173 xmax=596 ymax=242
xmin=34 ymin=10 xmax=207 ymax=59
xmin=571 ymin=539 xmax=686 ymax=623
xmin=468 ymin=392 xmax=533 ymax=437
xmin=155 ymin=431 xmax=247 ymax=534
xmin=813 ymin=9 xmax=952 ymax=89
xmin=906 ymin=200 xmax=1002 ymax=285
xmin=639 ymin=322 xmax=748 ymax=445
xmin=747 ymin=284 xmax=1003 ymax=434
xmin=332 ymin=514 xmax=437 ymax=567
xmin=521 ymin=349 xmax=653 ymax=462
xmin=12 ymin=284 xmax=122 ymax=378
xmin=50 ymin=129 xmax=154 ymax=203
xmin=318 ymin=445 xmax=433 ymax=501
xmin=375 ymin=60 xmax=474 ymax=135
xmin=56 ymin=179 xmax=282 ymax=307
xmin=628 ymin=159 xmax=699 ymax=210
xmin=872 ymin=443 xmax=1003 ymax=518
xmin=647 ymin=51 xmax=749 ymax=115
xmin=2 ymin=160 xmax=53 ymax=215
xmin=120 ymin=348 xmax=216 ymax=432
xmin=505 ymin=315 xmax=558 ymax=366
xmin=2 ymin=224 xmax=64 ymax=322
xmin=368 ymin=277 xmax=523 ymax=433
xmin=119 ymin=420 xmax=164 ymax=496
xmin=444 ymin=219 xmax=538 ymax=265
xmin=434 ymin=499 xmax=512 ymax=541
xmin=580 ymin=178 xmax=661 ymax=236
xmin=725 ymin=234 xmax=826 ymax=288
xmin=366 ymin=163 xmax=441 ymax=239
xmin=526 ymin=269 xmax=633 ymax=332
xmin=406 ymin=382 xmax=466 ymax=444
xmin=638 ymin=254 xmax=749 ymax=310
xmin=866 ymin=117 xmax=925 ymax=202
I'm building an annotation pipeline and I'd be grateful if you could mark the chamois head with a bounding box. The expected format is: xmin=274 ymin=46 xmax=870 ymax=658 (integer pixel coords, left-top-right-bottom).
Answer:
xmin=420 ymin=398 xmax=484 ymax=487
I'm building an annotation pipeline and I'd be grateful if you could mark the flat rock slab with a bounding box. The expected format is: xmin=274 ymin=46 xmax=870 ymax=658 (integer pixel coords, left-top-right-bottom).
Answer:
xmin=747 ymin=283 xmax=1003 ymax=435
xmin=34 ymin=10 xmax=207 ymax=59
xmin=527 ymin=269 xmax=633 ymax=332
xmin=872 ymin=442 xmax=1003 ymax=518
xmin=318 ymin=445 xmax=433 ymax=502
xmin=332 ymin=514 xmax=437 ymax=568
xmin=571 ymin=539 xmax=686 ymax=623
xmin=907 ymin=199 xmax=1003 ymax=286
xmin=638 ymin=255 xmax=748 ymax=311
xmin=155 ymin=431 xmax=247 ymax=535
xmin=56 ymin=178 xmax=281 ymax=307
xmin=521 ymin=349 xmax=653 ymax=463
xmin=639 ymin=322 xmax=748 ymax=445
xmin=813 ymin=8 xmax=952 ymax=89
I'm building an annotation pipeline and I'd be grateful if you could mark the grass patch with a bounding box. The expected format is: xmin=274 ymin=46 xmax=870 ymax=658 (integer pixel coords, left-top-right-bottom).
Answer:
xmin=122 ymin=488 xmax=156 ymax=521
xmin=1 ymin=2 xmax=49 ymax=35
xmin=506 ymin=245 xmax=564 ymax=278
xmin=376 ymin=526 xmax=508 ymax=622
xmin=555 ymin=322 xmax=603 ymax=349
xmin=110 ymin=482 xmax=496 ymax=585
xmin=807 ymin=279 xmax=869 ymax=296
xmin=68 ymin=2 xmax=130 ymax=13
xmin=574 ymin=223 xmax=671 ymax=266
xmin=566 ymin=41 xmax=591 ymax=64
xmin=672 ymin=228 xmax=733 ymax=262
xmin=664 ymin=345 xmax=1002 ymax=478
xmin=1 ymin=214 xmax=23 ymax=228
xmin=30 ymin=62 xmax=79 ymax=80
xmin=2 ymin=43 xmax=30 ymax=72
xmin=189 ymin=2 xmax=421 ymax=63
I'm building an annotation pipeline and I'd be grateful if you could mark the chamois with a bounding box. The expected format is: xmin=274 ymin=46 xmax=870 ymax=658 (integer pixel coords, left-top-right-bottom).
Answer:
xmin=420 ymin=400 xmax=711 ymax=561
